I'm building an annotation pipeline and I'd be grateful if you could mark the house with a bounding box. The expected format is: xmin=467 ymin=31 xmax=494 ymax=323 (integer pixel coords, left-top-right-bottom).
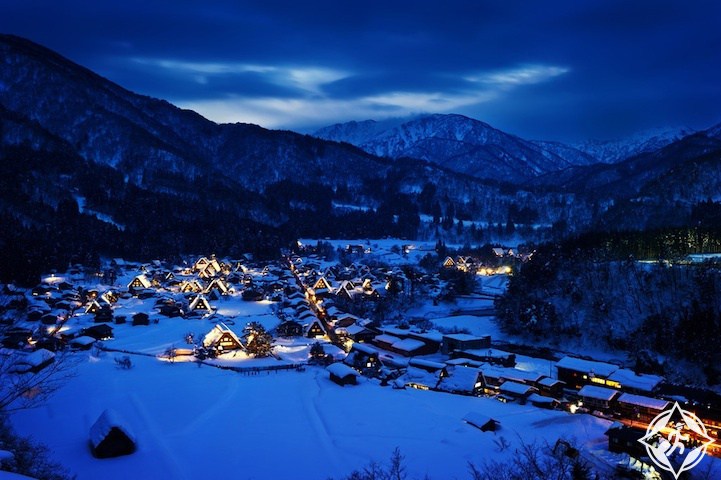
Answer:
xmin=127 ymin=275 xmax=151 ymax=291
xmin=452 ymin=348 xmax=516 ymax=367
xmin=606 ymin=369 xmax=664 ymax=395
xmin=204 ymin=278 xmax=230 ymax=296
xmin=499 ymin=381 xmax=538 ymax=401
xmin=441 ymin=334 xmax=491 ymax=355
xmin=132 ymin=312 xmax=150 ymax=326
xmin=437 ymin=366 xmax=482 ymax=395
xmin=537 ymin=377 xmax=565 ymax=398
xmin=605 ymin=424 xmax=646 ymax=458
xmin=70 ymin=336 xmax=97 ymax=350
xmin=462 ymin=412 xmax=499 ymax=432
xmin=442 ymin=256 xmax=456 ymax=268
xmin=527 ymin=393 xmax=560 ymax=409
xmin=85 ymin=300 xmax=103 ymax=315
xmin=276 ymin=320 xmax=304 ymax=337
xmin=327 ymin=362 xmax=360 ymax=386
xmin=94 ymin=305 xmax=113 ymax=323
xmin=203 ymin=322 xmax=244 ymax=353
xmin=9 ymin=349 xmax=55 ymax=373
xmin=82 ymin=324 xmax=114 ymax=341
xmin=89 ymin=409 xmax=136 ymax=458
xmin=555 ymin=356 xmax=619 ymax=390
xmin=188 ymin=295 xmax=213 ymax=314
xmin=577 ymin=385 xmax=620 ymax=412
xmin=344 ymin=343 xmax=381 ymax=374
xmin=336 ymin=324 xmax=374 ymax=343
xmin=305 ymin=319 xmax=327 ymax=338
xmin=179 ymin=280 xmax=203 ymax=294
xmin=399 ymin=366 xmax=443 ymax=390
xmin=616 ymin=393 xmax=670 ymax=424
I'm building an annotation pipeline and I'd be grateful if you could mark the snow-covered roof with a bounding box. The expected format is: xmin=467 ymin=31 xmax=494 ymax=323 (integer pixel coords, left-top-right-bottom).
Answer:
xmin=128 ymin=274 xmax=151 ymax=289
xmin=443 ymin=333 xmax=486 ymax=342
xmin=527 ymin=393 xmax=558 ymax=404
xmin=391 ymin=338 xmax=426 ymax=353
xmin=607 ymin=369 xmax=663 ymax=392
xmin=402 ymin=366 xmax=441 ymax=387
xmin=203 ymin=322 xmax=242 ymax=348
xmin=89 ymin=409 xmax=136 ymax=448
xmin=578 ymin=385 xmax=619 ymax=402
xmin=374 ymin=334 xmax=401 ymax=345
xmin=617 ymin=393 xmax=670 ymax=411
xmin=16 ymin=348 xmax=55 ymax=368
xmin=538 ymin=377 xmax=563 ymax=387
xmin=499 ymin=381 xmax=535 ymax=396
xmin=462 ymin=412 xmax=497 ymax=429
xmin=344 ymin=324 xmax=369 ymax=335
xmin=408 ymin=358 xmax=446 ymax=370
xmin=438 ymin=366 xmax=480 ymax=393
xmin=480 ymin=365 xmax=543 ymax=383
xmin=70 ymin=336 xmax=97 ymax=346
xmin=326 ymin=362 xmax=359 ymax=378
xmin=556 ymin=356 xmax=618 ymax=377
xmin=351 ymin=343 xmax=379 ymax=356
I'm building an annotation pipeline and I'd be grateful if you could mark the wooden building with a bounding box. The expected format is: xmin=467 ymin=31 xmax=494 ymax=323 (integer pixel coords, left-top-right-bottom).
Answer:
xmin=577 ymin=385 xmax=620 ymax=411
xmin=276 ymin=320 xmax=304 ymax=337
xmin=605 ymin=424 xmax=646 ymax=458
xmin=327 ymin=362 xmax=360 ymax=386
xmin=202 ymin=322 xmax=243 ymax=353
xmin=305 ymin=319 xmax=327 ymax=338
xmin=616 ymin=393 xmax=670 ymax=424
xmin=555 ymin=356 xmax=619 ymax=390
xmin=441 ymin=334 xmax=491 ymax=355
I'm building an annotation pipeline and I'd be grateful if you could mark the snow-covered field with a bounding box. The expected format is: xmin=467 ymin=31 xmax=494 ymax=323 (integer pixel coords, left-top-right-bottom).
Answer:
xmin=12 ymin=352 xmax=613 ymax=480
xmin=9 ymin=292 xmax=616 ymax=480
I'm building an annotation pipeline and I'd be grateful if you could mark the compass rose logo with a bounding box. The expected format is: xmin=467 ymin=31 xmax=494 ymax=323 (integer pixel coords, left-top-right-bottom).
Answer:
xmin=638 ymin=402 xmax=715 ymax=479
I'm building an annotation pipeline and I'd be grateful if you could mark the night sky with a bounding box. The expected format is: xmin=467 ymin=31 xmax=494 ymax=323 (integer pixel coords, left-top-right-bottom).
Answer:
xmin=2 ymin=0 xmax=721 ymax=141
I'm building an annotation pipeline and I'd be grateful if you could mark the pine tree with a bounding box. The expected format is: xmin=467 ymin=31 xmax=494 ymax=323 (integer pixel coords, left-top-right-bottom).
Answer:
xmin=243 ymin=322 xmax=273 ymax=357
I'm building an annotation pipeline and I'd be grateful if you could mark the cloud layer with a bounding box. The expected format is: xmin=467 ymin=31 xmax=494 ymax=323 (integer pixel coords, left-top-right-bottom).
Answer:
xmin=2 ymin=0 xmax=720 ymax=140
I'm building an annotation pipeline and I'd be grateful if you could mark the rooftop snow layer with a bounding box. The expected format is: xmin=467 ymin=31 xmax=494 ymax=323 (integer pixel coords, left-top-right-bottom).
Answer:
xmin=556 ymin=356 xmax=618 ymax=377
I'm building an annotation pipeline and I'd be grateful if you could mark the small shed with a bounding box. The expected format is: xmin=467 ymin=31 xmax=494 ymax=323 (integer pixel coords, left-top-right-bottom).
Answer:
xmin=463 ymin=412 xmax=499 ymax=432
xmin=82 ymin=324 xmax=114 ymax=341
xmin=132 ymin=312 xmax=150 ymax=326
xmin=327 ymin=362 xmax=360 ymax=386
xmin=89 ymin=409 xmax=137 ymax=458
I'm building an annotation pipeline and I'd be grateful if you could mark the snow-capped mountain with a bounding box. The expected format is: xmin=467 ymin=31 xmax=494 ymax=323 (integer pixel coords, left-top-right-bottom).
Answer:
xmin=315 ymin=114 xmax=598 ymax=183
xmin=572 ymin=127 xmax=696 ymax=164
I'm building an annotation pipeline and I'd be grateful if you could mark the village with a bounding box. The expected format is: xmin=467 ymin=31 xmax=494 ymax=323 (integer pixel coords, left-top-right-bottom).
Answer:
xmin=1 ymin=238 xmax=720 ymax=479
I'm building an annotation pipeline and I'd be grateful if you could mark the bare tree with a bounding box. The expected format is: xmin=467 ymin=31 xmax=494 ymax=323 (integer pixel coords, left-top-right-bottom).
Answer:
xmin=0 ymin=351 xmax=78 ymax=413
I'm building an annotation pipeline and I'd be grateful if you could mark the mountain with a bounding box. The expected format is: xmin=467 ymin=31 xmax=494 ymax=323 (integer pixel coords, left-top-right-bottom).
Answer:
xmin=571 ymin=126 xmax=696 ymax=164
xmin=314 ymin=114 xmax=587 ymax=183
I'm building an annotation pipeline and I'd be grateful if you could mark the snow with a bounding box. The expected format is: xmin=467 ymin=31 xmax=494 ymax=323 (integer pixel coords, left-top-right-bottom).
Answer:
xmin=556 ymin=356 xmax=618 ymax=378
xmin=499 ymin=381 xmax=535 ymax=396
xmin=578 ymin=385 xmax=619 ymax=402
xmin=606 ymin=369 xmax=663 ymax=393
xmin=326 ymin=362 xmax=359 ymax=378
xmin=11 ymin=353 xmax=616 ymax=480
xmin=89 ymin=409 xmax=136 ymax=448
xmin=616 ymin=393 xmax=670 ymax=411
